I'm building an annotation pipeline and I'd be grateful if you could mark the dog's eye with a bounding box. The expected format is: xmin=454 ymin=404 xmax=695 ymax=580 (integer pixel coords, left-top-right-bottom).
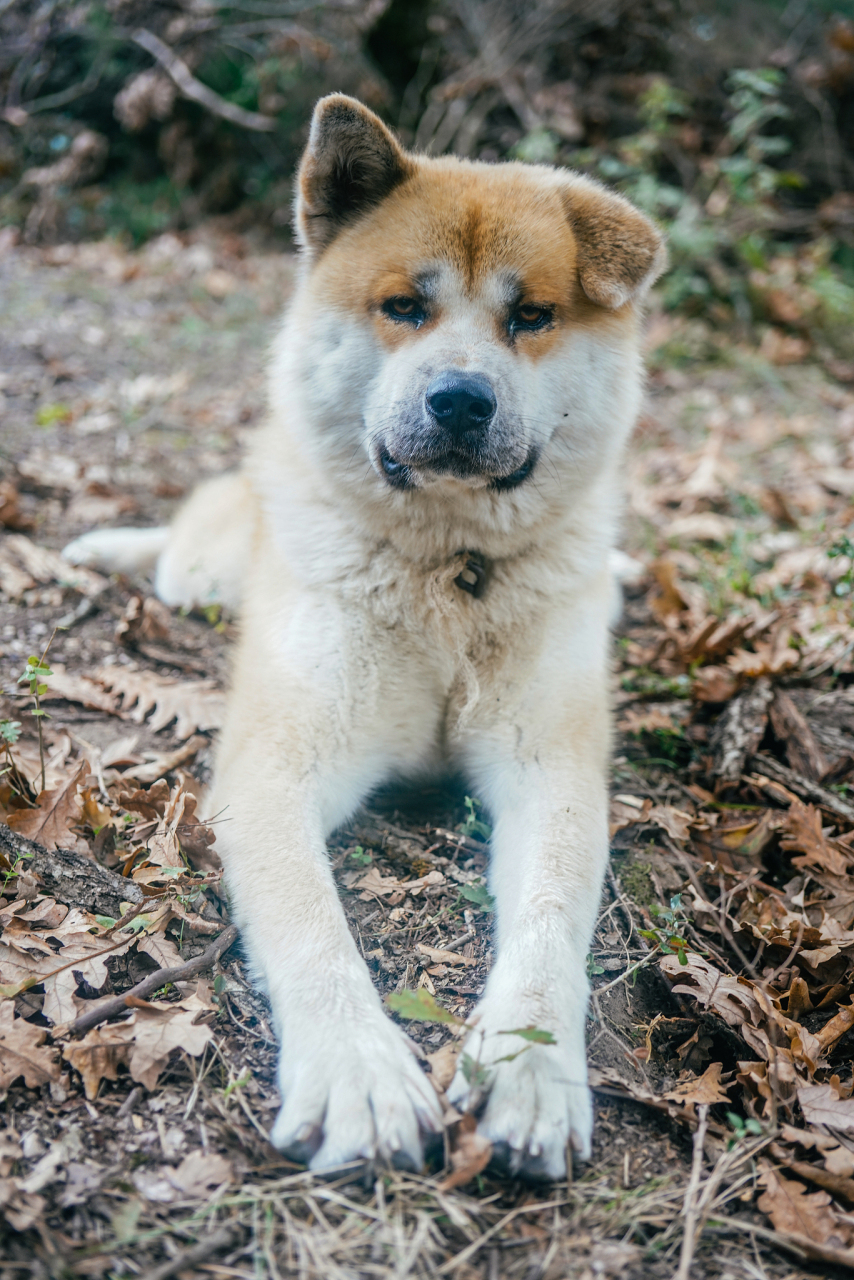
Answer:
xmin=510 ymin=304 xmax=552 ymax=333
xmin=382 ymin=296 xmax=425 ymax=325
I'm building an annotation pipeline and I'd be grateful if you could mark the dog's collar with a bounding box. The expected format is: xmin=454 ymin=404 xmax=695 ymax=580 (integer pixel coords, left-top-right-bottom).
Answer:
xmin=454 ymin=552 xmax=487 ymax=599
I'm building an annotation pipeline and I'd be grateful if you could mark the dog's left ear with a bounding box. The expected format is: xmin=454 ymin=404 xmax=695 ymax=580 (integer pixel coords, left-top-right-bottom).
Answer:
xmin=296 ymin=94 xmax=411 ymax=255
xmin=562 ymin=179 xmax=667 ymax=309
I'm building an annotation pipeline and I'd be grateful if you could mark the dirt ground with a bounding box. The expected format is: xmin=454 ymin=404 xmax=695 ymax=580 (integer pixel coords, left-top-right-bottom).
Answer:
xmin=1 ymin=226 xmax=853 ymax=1279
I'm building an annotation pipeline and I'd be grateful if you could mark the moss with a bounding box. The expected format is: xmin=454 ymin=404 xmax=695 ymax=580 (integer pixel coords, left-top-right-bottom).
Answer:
xmin=619 ymin=859 xmax=657 ymax=909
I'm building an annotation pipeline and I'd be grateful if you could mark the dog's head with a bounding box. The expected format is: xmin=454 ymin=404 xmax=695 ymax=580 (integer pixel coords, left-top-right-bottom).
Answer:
xmin=284 ymin=94 xmax=665 ymax=499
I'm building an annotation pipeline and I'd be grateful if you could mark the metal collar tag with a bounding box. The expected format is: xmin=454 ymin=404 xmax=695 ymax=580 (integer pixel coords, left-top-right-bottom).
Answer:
xmin=454 ymin=553 xmax=486 ymax=598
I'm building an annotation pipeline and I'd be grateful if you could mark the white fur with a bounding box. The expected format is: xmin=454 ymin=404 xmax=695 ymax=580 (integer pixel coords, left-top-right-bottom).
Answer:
xmin=62 ymin=150 xmax=658 ymax=1177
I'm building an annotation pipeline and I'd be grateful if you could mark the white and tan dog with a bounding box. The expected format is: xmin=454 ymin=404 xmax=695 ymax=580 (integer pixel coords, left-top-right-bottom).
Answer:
xmin=64 ymin=94 xmax=665 ymax=1179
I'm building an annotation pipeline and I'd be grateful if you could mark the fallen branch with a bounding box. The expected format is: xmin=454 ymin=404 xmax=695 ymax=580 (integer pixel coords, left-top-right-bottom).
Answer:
xmin=750 ymin=753 xmax=854 ymax=824
xmin=67 ymin=925 xmax=239 ymax=1036
xmin=132 ymin=29 xmax=276 ymax=132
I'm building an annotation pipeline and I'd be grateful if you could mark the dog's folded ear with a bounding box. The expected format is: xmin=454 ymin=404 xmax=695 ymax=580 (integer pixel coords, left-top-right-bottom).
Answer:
xmin=296 ymin=94 xmax=411 ymax=255
xmin=562 ymin=179 xmax=667 ymax=309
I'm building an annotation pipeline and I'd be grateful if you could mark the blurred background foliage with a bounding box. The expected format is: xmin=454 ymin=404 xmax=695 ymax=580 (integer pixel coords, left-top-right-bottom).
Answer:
xmin=2 ymin=0 xmax=854 ymax=367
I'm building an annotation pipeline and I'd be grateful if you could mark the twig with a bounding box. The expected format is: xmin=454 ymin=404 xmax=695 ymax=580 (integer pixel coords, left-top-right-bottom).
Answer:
xmin=139 ymin=1225 xmax=235 ymax=1280
xmin=749 ymin=753 xmax=854 ymax=823
xmin=67 ymin=925 xmax=238 ymax=1036
xmin=132 ymin=29 xmax=276 ymax=132
xmin=442 ymin=928 xmax=475 ymax=953
xmin=673 ymin=1102 xmax=710 ymax=1280
xmin=592 ymin=949 xmax=659 ymax=998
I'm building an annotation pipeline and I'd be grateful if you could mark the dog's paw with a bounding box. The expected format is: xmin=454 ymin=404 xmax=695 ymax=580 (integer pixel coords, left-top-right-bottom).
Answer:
xmin=270 ymin=1016 xmax=442 ymax=1172
xmin=446 ymin=1011 xmax=592 ymax=1180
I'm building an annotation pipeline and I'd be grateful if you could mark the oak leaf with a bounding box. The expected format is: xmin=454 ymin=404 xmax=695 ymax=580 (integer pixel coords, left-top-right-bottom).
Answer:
xmin=0 ymin=1002 xmax=60 ymax=1089
xmin=798 ymin=1083 xmax=854 ymax=1134
xmin=664 ymin=1061 xmax=731 ymax=1108
xmin=5 ymin=761 xmax=87 ymax=851
xmin=63 ymin=1023 xmax=132 ymax=1100
xmin=63 ymin=992 xmax=214 ymax=1099
xmin=97 ymin=667 xmax=224 ymax=739
xmin=780 ymin=799 xmax=850 ymax=878
xmin=757 ymin=1168 xmax=842 ymax=1246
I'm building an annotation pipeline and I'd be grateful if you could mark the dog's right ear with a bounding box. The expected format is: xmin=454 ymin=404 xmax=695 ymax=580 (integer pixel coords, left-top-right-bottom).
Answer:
xmin=295 ymin=94 xmax=411 ymax=256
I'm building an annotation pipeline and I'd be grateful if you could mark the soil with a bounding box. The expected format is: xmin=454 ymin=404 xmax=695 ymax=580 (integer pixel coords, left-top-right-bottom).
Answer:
xmin=1 ymin=227 xmax=852 ymax=1278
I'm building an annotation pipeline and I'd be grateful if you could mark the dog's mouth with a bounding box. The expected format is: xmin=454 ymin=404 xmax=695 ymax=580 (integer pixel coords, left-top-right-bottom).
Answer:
xmin=378 ymin=447 xmax=537 ymax=492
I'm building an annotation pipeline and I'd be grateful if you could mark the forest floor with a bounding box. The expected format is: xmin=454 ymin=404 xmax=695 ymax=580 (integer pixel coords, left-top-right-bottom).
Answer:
xmin=0 ymin=226 xmax=853 ymax=1280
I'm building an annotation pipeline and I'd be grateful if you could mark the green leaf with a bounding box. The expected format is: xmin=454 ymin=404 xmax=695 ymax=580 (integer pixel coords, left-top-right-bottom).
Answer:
xmin=94 ymin=915 xmax=117 ymax=929
xmin=386 ymin=988 xmax=465 ymax=1026
xmin=460 ymin=882 xmax=495 ymax=912
xmin=501 ymin=1026 xmax=557 ymax=1045
xmin=460 ymin=1052 xmax=490 ymax=1086
xmin=0 ymin=720 xmax=21 ymax=744
xmin=349 ymin=845 xmax=372 ymax=866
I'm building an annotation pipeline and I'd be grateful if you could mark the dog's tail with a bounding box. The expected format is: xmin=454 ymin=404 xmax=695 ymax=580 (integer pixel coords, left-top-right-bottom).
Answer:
xmin=62 ymin=527 xmax=170 ymax=576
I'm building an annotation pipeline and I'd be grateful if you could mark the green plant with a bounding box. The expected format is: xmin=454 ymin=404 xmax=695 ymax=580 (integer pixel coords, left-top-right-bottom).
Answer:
xmin=17 ymin=631 xmax=57 ymax=793
xmin=457 ymin=880 xmax=495 ymax=912
xmin=457 ymin=796 xmax=491 ymax=840
xmin=386 ymin=988 xmax=556 ymax=1090
xmin=639 ymin=894 xmax=693 ymax=965
xmin=726 ymin=1111 xmax=763 ymax=1149
xmin=349 ymin=845 xmax=372 ymax=866
xmin=0 ymin=718 xmax=22 ymax=783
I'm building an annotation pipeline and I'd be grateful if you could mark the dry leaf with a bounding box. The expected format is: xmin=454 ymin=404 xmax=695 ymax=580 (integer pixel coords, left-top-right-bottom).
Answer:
xmin=664 ymin=1061 xmax=731 ymax=1108
xmin=757 ymin=1168 xmax=842 ymax=1246
xmin=427 ymin=1042 xmax=461 ymax=1091
xmin=439 ymin=1111 xmax=492 ymax=1190
xmin=0 ymin=534 xmax=106 ymax=597
xmin=417 ymin=943 xmax=476 ymax=968
xmin=133 ymin=1151 xmax=232 ymax=1203
xmin=63 ymin=1024 xmax=133 ymax=1100
xmin=798 ymin=1083 xmax=854 ymax=1134
xmin=0 ymin=1002 xmax=60 ymax=1089
xmin=609 ymin=795 xmax=652 ymax=837
xmin=42 ymin=665 xmax=119 ymax=714
xmin=63 ymin=993 xmax=213 ymax=1099
xmin=780 ymin=799 xmax=850 ymax=878
xmin=647 ymin=805 xmax=693 ymax=842
xmin=6 ymin=762 xmax=87 ymax=851
xmin=97 ymin=667 xmax=224 ymax=739
xmin=120 ymin=778 xmax=216 ymax=871
xmin=617 ymin=706 xmax=676 ymax=734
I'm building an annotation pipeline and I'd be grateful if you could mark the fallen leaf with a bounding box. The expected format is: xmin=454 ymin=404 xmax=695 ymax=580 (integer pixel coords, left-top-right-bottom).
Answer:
xmin=439 ymin=1112 xmax=492 ymax=1190
xmin=132 ymin=1150 xmax=232 ymax=1203
xmin=427 ymin=1042 xmax=461 ymax=1091
xmin=798 ymin=1083 xmax=854 ymax=1134
xmin=757 ymin=1168 xmax=842 ymax=1245
xmin=780 ymin=799 xmax=850 ymax=878
xmin=62 ymin=1025 xmax=132 ymax=1100
xmin=0 ymin=1002 xmax=60 ymax=1089
xmin=63 ymin=993 xmax=213 ymax=1099
xmin=647 ymin=805 xmax=693 ymax=842
xmin=617 ymin=706 xmax=676 ymax=734
xmin=609 ymin=795 xmax=652 ymax=837
xmin=665 ymin=1061 xmax=731 ymax=1107
xmin=417 ymin=943 xmax=476 ymax=968
xmin=98 ymin=667 xmax=224 ymax=739
xmin=6 ymin=762 xmax=87 ymax=851
xmin=0 ymin=534 xmax=106 ymax=597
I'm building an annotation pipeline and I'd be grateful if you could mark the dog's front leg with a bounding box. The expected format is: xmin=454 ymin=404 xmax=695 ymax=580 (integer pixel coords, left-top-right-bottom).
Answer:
xmin=210 ymin=633 xmax=443 ymax=1171
xmin=448 ymin=611 xmax=612 ymax=1179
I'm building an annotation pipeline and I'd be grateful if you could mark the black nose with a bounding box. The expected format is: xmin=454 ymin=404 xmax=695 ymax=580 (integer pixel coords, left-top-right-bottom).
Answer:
xmin=425 ymin=372 xmax=497 ymax=434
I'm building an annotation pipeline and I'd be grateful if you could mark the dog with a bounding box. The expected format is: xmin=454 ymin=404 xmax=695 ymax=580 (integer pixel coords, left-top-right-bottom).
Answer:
xmin=64 ymin=93 xmax=665 ymax=1179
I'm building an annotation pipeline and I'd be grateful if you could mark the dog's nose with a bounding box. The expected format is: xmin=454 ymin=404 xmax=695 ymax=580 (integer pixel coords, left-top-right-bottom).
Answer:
xmin=425 ymin=372 xmax=497 ymax=433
